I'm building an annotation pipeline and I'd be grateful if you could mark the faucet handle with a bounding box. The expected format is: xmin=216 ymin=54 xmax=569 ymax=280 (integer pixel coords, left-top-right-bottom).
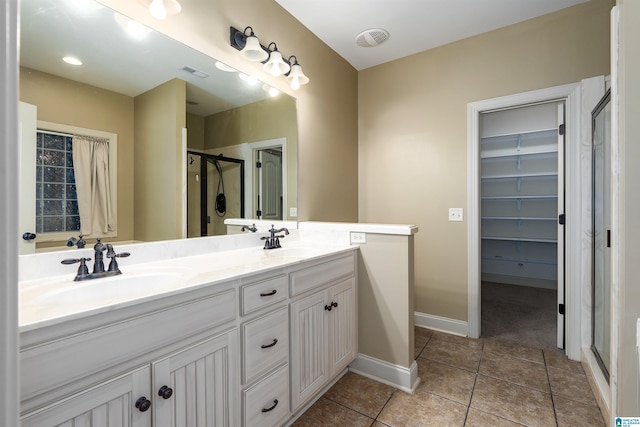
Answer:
xmin=107 ymin=251 xmax=130 ymax=273
xmin=61 ymin=257 xmax=91 ymax=280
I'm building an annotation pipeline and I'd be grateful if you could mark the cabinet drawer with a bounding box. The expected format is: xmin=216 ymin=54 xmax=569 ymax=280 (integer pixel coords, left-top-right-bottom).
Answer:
xmin=290 ymin=254 xmax=354 ymax=297
xmin=243 ymin=364 xmax=289 ymax=427
xmin=242 ymin=274 xmax=287 ymax=315
xmin=242 ymin=307 xmax=289 ymax=384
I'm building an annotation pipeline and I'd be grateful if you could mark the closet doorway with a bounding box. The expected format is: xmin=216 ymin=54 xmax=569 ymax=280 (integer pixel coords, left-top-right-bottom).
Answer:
xmin=479 ymin=102 xmax=565 ymax=349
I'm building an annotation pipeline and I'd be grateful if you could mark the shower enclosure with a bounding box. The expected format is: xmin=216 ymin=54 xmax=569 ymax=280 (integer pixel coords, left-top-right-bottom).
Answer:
xmin=187 ymin=152 xmax=244 ymax=237
xmin=592 ymin=90 xmax=611 ymax=380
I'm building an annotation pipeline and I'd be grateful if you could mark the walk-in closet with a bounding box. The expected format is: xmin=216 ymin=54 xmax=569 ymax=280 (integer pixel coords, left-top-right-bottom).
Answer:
xmin=479 ymin=102 xmax=564 ymax=349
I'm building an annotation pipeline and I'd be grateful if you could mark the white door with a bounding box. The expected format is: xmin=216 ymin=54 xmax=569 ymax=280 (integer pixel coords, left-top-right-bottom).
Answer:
xmin=256 ymin=149 xmax=283 ymax=220
xmin=557 ymin=104 xmax=566 ymax=348
xmin=19 ymin=101 xmax=37 ymax=254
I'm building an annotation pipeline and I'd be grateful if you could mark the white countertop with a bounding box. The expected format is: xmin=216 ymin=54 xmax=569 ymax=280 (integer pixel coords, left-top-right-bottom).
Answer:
xmin=19 ymin=240 xmax=356 ymax=332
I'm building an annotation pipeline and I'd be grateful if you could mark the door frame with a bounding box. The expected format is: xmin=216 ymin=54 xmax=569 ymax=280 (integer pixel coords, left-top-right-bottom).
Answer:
xmin=467 ymin=82 xmax=582 ymax=358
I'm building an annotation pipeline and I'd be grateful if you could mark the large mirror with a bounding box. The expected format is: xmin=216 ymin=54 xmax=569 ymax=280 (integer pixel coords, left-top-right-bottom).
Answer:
xmin=19 ymin=0 xmax=298 ymax=254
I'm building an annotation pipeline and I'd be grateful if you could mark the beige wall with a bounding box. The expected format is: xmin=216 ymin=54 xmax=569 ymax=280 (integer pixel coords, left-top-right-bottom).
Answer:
xmin=358 ymin=0 xmax=614 ymax=320
xmin=19 ymin=67 xmax=135 ymax=246
xmin=98 ymin=0 xmax=359 ymax=223
xmin=186 ymin=113 xmax=205 ymax=151
xmin=205 ymin=96 xmax=298 ymax=218
xmin=134 ymin=78 xmax=186 ymax=241
xmin=616 ymin=0 xmax=640 ymax=417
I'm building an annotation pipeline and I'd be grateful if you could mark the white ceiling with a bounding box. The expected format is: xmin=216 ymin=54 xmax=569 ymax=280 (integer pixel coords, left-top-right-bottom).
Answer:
xmin=275 ymin=0 xmax=589 ymax=70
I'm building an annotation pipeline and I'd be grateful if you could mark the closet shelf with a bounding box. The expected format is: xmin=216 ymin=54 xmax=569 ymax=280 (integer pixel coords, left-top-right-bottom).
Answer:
xmin=480 ymin=147 xmax=558 ymax=159
xmin=481 ymin=236 xmax=557 ymax=243
xmin=481 ymin=255 xmax=557 ymax=266
xmin=481 ymin=195 xmax=557 ymax=200
xmin=481 ymin=217 xmax=557 ymax=221
xmin=481 ymin=172 xmax=558 ymax=180
xmin=480 ymin=128 xmax=557 ymax=141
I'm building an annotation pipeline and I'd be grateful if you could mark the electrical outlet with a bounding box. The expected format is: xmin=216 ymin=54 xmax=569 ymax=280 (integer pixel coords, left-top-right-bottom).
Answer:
xmin=289 ymin=207 xmax=298 ymax=217
xmin=350 ymin=232 xmax=366 ymax=244
xmin=449 ymin=208 xmax=464 ymax=221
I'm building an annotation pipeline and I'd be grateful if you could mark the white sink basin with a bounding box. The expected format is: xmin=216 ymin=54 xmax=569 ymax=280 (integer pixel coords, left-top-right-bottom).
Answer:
xmin=34 ymin=269 xmax=189 ymax=304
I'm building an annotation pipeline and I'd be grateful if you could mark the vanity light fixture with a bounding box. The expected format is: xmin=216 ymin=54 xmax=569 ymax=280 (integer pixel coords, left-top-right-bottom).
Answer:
xmin=263 ymin=43 xmax=290 ymax=77
xmin=285 ymin=56 xmax=309 ymax=90
xmin=230 ymin=26 xmax=269 ymax=62
xmin=139 ymin=0 xmax=181 ymax=20
xmin=229 ymin=26 xmax=310 ymax=89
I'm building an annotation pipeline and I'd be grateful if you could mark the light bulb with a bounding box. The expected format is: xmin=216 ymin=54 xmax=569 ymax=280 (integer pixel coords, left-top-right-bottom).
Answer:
xmin=269 ymin=63 xmax=280 ymax=77
xmin=269 ymin=87 xmax=279 ymax=97
xmin=291 ymin=76 xmax=300 ymax=90
xmin=149 ymin=0 xmax=167 ymax=19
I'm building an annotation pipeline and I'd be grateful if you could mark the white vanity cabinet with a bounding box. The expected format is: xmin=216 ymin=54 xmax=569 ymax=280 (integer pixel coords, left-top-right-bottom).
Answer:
xmin=21 ymin=366 xmax=152 ymax=427
xmin=19 ymin=247 xmax=358 ymax=427
xmin=289 ymin=254 xmax=357 ymax=412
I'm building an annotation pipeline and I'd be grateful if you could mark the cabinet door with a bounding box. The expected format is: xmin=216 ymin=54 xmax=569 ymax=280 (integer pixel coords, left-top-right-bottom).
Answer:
xmin=153 ymin=330 xmax=239 ymax=427
xmin=290 ymin=290 xmax=329 ymax=411
xmin=328 ymin=278 xmax=357 ymax=376
xmin=21 ymin=366 xmax=151 ymax=427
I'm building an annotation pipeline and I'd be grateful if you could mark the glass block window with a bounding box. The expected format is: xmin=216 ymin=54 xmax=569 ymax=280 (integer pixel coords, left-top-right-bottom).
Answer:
xmin=36 ymin=131 xmax=81 ymax=233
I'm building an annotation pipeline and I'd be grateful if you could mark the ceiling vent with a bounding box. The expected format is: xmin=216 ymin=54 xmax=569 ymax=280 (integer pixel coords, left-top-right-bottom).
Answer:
xmin=355 ymin=29 xmax=390 ymax=47
xmin=181 ymin=66 xmax=209 ymax=79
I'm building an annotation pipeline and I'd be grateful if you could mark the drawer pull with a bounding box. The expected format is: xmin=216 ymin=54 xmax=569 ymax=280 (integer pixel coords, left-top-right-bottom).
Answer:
xmin=135 ymin=397 xmax=151 ymax=412
xmin=261 ymin=399 xmax=279 ymax=413
xmin=260 ymin=289 xmax=277 ymax=297
xmin=261 ymin=338 xmax=278 ymax=349
xmin=158 ymin=385 xmax=173 ymax=400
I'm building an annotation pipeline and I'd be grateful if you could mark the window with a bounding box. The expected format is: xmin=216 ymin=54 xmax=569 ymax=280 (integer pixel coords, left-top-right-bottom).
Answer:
xmin=35 ymin=121 xmax=118 ymax=242
xmin=36 ymin=131 xmax=80 ymax=233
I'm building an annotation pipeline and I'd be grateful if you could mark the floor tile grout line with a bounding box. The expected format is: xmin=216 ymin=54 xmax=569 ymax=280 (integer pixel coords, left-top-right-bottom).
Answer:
xmin=543 ymin=349 xmax=560 ymax=427
xmin=372 ymin=389 xmax=397 ymax=423
xmin=320 ymin=396 xmax=378 ymax=424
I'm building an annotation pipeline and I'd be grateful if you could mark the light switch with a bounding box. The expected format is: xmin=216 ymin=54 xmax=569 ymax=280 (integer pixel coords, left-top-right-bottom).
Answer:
xmin=350 ymin=232 xmax=366 ymax=244
xmin=449 ymin=208 xmax=464 ymax=221
xmin=289 ymin=207 xmax=298 ymax=217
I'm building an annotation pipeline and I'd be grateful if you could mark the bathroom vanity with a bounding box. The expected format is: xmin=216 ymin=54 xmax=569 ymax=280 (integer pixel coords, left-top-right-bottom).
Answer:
xmin=18 ymin=236 xmax=357 ymax=426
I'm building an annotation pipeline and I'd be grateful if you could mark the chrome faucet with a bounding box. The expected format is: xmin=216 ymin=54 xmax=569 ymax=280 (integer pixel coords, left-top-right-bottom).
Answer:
xmin=261 ymin=225 xmax=289 ymax=250
xmin=61 ymin=239 xmax=130 ymax=281
xmin=241 ymin=224 xmax=258 ymax=232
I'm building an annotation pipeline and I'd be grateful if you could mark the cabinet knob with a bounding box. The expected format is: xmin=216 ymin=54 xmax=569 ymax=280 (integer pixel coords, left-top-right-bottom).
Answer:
xmin=324 ymin=304 xmax=332 ymax=312
xmin=261 ymin=399 xmax=279 ymax=413
xmin=332 ymin=301 xmax=338 ymax=308
xmin=158 ymin=385 xmax=174 ymax=400
xmin=135 ymin=396 xmax=151 ymax=412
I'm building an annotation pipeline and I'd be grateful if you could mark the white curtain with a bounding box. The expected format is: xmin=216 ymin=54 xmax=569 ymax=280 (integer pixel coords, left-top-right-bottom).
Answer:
xmin=72 ymin=135 xmax=115 ymax=235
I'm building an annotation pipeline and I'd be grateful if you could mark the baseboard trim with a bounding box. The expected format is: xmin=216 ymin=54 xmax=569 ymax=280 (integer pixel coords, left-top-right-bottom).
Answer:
xmin=349 ymin=354 xmax=419 ymax=394
xmin=481 ymin=273 xmax=557 ymax=290
xmin=581 ymin=347 xmax=611 ymax=424
xmin=414 ymin=312 xmax=468 ymax=336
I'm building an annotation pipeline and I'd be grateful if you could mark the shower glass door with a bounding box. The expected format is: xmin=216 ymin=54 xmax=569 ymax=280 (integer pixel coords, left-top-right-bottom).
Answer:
xmin=592 ymin=90 xmax=611 ymax=379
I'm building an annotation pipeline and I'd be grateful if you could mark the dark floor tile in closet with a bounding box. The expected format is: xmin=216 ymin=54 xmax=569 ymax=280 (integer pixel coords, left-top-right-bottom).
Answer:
xmin=322 ymin=372 xmax=395 ymax=419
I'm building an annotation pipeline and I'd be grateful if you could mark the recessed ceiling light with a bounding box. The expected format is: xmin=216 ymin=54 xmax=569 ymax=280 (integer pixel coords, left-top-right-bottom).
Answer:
xmin=114 ymin=12 xmax=152 ymax=39
xmin=355 ymin=28 xmax=390 ymax=47
xmin=62 ymin=56 xmax=83 ymax=65
xmin=215 ymin=61 xmax=237 ymax=72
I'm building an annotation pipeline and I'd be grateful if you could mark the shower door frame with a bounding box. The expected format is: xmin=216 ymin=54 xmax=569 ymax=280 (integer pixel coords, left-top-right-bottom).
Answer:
xmin=187 ymin=151 xmax=245 ymax=237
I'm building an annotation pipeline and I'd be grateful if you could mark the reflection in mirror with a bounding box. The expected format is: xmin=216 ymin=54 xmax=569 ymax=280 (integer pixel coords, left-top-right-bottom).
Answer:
xmin=19 ymin=0 xmax=298 ymax=254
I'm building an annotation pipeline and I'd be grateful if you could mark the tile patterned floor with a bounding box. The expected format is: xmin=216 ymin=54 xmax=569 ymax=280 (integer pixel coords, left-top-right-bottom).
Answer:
xmin=292 ymin=327 xmax=605 ymax=427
